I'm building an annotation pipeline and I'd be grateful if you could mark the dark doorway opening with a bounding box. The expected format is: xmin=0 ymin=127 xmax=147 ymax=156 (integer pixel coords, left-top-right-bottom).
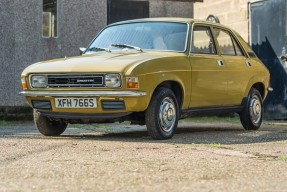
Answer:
xmin=250 ymin=0 xmax=287 ymax=119
xmin=107 ymin=0 xmax=149 ymax=24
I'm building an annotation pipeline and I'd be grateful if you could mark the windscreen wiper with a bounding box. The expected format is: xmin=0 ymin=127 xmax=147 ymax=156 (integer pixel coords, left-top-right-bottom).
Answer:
xmin=111 ymin=44 xmax=143 ymax=52
xmin=86 ymin=47 xmax=111 ymax=52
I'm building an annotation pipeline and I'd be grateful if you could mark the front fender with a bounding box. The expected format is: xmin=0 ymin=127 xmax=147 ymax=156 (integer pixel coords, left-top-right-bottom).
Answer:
xmin=126 ymin=56 xmax=191 ymax=110
xmin=140 ymin=72 xmax=191 ymax=109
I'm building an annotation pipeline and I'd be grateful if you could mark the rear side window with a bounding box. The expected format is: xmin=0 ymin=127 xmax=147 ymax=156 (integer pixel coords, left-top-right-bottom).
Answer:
xmin=191 ymin=26 xmax=216 ymax=55
xmin=214 ymin=28 xmax=245 ymax=56
xmin=233 ymin=38 xmax=244 ymax=56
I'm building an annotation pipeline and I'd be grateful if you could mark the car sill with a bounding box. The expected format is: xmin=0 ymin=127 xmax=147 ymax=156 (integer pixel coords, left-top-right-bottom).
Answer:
xmin=181 ymin=105 xmax=243 ymax=119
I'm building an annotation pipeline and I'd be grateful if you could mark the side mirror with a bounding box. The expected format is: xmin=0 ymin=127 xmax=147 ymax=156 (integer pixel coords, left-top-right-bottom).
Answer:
xmin=79 ymin=47 xmax=86 ymax=55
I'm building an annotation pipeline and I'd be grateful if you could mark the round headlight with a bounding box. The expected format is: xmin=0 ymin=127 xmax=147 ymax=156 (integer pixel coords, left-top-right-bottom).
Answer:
xmin=31 ymin=75 xmax=47 ymax=88
xmin=105 ymin=74 xmax=121 ymax=88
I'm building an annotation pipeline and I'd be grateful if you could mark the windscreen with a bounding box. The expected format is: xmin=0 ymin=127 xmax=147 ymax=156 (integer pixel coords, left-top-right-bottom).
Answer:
xmin=87 ymin=22 xmax=188 ymax=52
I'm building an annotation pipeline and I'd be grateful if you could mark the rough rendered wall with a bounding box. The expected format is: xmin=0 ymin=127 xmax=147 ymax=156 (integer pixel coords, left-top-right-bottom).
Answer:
xmin=2 ymin=0 xmax=107 ymax=106
xmin=0 ymin=0 xmax=16 ymax=106
xmin=150 ymin=0 xmax=194 ymax=18
xmin=194 ymin=0 xmax=249 ymax=41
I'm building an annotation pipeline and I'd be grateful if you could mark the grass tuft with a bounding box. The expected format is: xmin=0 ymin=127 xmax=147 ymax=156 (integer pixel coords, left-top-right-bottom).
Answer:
xmin=207 ymin=143 xmax=221 ymax=148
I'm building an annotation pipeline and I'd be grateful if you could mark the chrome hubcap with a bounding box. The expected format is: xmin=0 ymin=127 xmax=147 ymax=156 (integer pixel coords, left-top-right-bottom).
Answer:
xmin=249 ymin=95 xmax=262 ymax=124
xmin=159 ymin=97 xmax=176 ymax=133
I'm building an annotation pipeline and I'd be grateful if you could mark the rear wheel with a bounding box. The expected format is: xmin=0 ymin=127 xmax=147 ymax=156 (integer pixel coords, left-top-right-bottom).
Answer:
xmin=239 ymin=88 xmax=263 ymax=130
xmin=145 ymin=87 xmax=179 ymax=140
xmin=33 ymin=110 xmax=67 ymax=136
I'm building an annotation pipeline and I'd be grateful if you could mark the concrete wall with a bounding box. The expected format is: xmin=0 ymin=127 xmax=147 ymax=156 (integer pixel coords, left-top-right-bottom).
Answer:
xmin=194 ymin=0 xmax=249 ymax=41
xmin=0 ymin=0 xmax=194 ymax=107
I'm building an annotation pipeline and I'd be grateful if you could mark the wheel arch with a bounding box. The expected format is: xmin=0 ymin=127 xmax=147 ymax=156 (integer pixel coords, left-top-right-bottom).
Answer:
xmin=152 ymin=80 xmax=184 ymax=109
xmin=251 ymin=82 xmax=265 ymax=99
xmin=244 ymin=76 xmax=267 ymax=100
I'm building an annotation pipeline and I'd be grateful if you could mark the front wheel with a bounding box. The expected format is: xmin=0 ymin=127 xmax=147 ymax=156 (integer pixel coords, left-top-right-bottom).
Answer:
xmin=145 ymin=87 xmax=179 ymax=140
xmin=239 ymin=88 xmax=263 ymax=130
xmin=33 ymin=110 xmax=68 ymax=136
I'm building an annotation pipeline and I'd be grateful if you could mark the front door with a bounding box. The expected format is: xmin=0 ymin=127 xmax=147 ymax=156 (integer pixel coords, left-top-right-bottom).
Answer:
xmin=189 ymin=25 xmax=228 ymax=108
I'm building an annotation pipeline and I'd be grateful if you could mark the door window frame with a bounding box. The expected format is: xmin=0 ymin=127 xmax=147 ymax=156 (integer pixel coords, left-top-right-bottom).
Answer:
xmin=189 ymin=24 xmax=218 ymax=56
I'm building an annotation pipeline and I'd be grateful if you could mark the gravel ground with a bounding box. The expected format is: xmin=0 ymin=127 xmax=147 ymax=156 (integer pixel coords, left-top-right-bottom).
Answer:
xmin=0 ymin=120 xmax=287 ymax=192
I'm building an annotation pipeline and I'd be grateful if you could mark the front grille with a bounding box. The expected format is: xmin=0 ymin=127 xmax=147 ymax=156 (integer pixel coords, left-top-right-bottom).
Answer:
xmin=47 ymin=74 xmax=104 ymax=88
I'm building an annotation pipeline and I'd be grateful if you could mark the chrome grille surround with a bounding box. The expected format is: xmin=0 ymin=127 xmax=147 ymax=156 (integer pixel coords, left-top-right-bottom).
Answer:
xmin=47 ymin=74 xmax=105 ymax=88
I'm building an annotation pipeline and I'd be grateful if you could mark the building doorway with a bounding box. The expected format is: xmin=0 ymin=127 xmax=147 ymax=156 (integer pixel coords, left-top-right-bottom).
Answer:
xmin=107 ymin=0 xmax=149 ymax=24
xmin=250 ymin=0 xmax=287 ymax=119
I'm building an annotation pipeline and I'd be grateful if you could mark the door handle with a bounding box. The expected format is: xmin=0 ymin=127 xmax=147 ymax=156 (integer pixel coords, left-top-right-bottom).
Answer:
xmin=246 ymin=61 xmax=252 ymax=67
xmin=217 ymin=60 xmax=224 ymax=66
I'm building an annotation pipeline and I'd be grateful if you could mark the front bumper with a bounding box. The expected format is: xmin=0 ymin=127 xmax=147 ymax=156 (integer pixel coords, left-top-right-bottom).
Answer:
xmin=20 ymin=91 xmax=147 ymax=97
xmin=20 ymin=90 xmax=149 ymax=114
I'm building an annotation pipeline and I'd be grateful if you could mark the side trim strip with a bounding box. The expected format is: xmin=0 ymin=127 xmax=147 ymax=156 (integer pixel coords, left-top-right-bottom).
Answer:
xmin=20 ymin=91 xmax=147 ymax=97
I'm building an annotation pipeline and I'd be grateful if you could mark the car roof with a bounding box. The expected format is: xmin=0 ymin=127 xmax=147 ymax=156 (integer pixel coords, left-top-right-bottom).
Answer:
xmin=109 ymin=17 xmax=227 ymax=28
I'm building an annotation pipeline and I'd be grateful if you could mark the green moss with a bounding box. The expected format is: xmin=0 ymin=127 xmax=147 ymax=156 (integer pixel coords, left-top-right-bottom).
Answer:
xmin=0 ymin=120 xmax=18 ymax=126
xmin=277 ymin=156 xmax=287 ymax=162
xmin=201 ymin=175 xmax=216 ymax=180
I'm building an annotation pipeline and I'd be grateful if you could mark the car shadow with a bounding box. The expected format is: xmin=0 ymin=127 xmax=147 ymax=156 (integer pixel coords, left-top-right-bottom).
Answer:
xmin=58 ymin=123 xmax=287 ymax=145
xmin=2 ymin=122 xmax=287 ymax=145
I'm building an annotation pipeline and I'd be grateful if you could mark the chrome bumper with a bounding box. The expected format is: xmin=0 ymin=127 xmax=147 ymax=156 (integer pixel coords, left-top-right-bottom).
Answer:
xmin=20 ymin=91 xmax=147 ymax=97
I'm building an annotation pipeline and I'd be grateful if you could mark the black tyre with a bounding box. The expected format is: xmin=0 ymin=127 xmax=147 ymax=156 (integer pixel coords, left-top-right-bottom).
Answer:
xmin=145 ymin=87 xmax=179 ymax=140
xmin=239 ymin=88 xmax=263 ymax=130
xmin=33 ymin=110 xmax=68 ymax=136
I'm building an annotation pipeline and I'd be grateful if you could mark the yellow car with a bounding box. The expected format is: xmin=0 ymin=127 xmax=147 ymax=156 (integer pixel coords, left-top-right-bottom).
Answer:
xmin=21 ymin=18 xmax=271 ymax=140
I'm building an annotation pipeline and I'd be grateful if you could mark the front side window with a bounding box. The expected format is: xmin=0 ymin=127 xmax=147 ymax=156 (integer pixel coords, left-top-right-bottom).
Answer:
xmin=43 ymin=0 xmax=57 ymax=38
xmin=191 ymin=26 xmax=216 ymax=54
xmin=214 ymin=28 xmax=236 ymax=56
xmin=86 ymin=22 xmax=188 ymax=52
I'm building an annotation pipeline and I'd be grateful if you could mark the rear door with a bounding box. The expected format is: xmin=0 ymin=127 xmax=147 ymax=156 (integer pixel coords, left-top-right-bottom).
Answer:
xmin=213 ymin=27 xmax=251 ymax=105
xmin=189 ymin=25 xmax=228 ymax=108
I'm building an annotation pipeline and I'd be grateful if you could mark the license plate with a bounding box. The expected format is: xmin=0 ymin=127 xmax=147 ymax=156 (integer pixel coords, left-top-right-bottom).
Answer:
xmin=55 ymin=98 xmax=97 ymax=108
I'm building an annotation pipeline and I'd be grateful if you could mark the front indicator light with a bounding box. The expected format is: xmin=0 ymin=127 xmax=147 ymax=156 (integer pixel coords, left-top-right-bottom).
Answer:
xmin=126 ymin=77 xmax=139 ymax=88
xmin=21 ymin=78 xmax=27 ymax=90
